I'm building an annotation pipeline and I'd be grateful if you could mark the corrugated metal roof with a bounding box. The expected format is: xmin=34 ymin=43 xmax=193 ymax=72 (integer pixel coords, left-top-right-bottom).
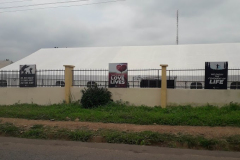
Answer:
xmin=1 ymin=43 xmax=240 ymax=70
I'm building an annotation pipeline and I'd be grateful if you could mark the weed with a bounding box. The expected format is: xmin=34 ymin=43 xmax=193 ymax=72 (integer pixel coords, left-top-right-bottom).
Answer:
xmin=199 ymin=138 xmax=218 ymax=150
xmin=30 ymin=124 xmax=44 ymax=129
xmin=22 ymin=125 xmax=47 ymax=139
xmin=226 ymin=135 xmax=240 ymax=144
xmin=0 ymin=103 xmax=240 ymax=127
xmin=69 ymin=130 xmax=93 ymax=142
xmin=0 ymin=123 xmax=20 ymax=136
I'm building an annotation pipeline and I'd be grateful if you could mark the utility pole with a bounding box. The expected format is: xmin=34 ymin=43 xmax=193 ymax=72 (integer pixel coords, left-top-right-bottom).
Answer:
xmin=176 ymin=10 xmax=179 ymax=45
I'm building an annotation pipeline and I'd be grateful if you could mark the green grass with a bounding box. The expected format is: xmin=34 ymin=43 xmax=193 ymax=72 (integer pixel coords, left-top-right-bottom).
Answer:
xmin=0 ymin=102 xmax=240 ymax=127
xmin=0 ymin=123 xmax=239 ymax=151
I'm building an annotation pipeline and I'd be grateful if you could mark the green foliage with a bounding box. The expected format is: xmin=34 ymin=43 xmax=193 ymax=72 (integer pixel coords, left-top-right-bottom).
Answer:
xmin=80 ymin=85 xmax=112 ymax=108
xmin=226 ymin=135 xmax=240 ymax=144
xmin=69 ymin=130 xmax=93 ymax=142
xmin=199 ymin=138 xmax=218 ymax=149
xmin=0 ymin=123 xmax=20 ymax=136
xmin=22 ymin=124 xmax=48 ymax=139
xmin=30 ymin=124 xmax=44 ymax=129
xmin=99 ymin=130 xmax=234 ymax=150
xmin=223 ymin=102 xmax=240 ymax=111
xmin=0 ymin=103 xmax=240 ymax=126
xmin=23 ymin=129 xmax=47 ymax=139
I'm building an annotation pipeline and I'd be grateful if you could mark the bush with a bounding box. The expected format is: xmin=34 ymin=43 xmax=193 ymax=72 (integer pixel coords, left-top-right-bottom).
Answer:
xmin=80 ymin=85 xmax=112 ymax=108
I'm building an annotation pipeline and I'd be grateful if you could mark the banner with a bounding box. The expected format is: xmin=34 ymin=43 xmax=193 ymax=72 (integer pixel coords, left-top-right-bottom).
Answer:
xmin=205 ymin=62 xmax=228 ymax=89
xmin=19 ymin=64 xmax=37 ymax=87
xmin=109 ymin=63 xmax=128 ymax=88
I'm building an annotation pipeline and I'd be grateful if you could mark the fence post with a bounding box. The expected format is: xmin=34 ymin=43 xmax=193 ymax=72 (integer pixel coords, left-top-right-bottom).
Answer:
xmin=160 ymin=64 xmax=168 ymax=108
xmin=64 ymin=65 xmax=75 ymax=104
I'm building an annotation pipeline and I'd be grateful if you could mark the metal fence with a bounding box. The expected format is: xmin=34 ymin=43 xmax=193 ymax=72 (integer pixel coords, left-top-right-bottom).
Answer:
xmin=1 ymin=69 xmax=240 ymax=89
xmin=167 ymin=69 xmax=205 ymax=89
xmin=0 ymin=70 xmax=19 ymax=87
xmin=166 ymin=69 xmax=240 ymax=89
xmin=0 ymin=70 xmax=65 ymax=87
xmin=72 ymin=69 xmax=201 ymax=88
xmin=36 ymin=70 xmax=65 ymax=87
xmin=73 ymin=69 xmax=240 ymax=89
xmin=72 ymin=69 xmax=162 ymax=88
xmin=72 ymin=69 xmax=204 ymax=88
xmin=73 ymin=69 xmax=108 ymax=87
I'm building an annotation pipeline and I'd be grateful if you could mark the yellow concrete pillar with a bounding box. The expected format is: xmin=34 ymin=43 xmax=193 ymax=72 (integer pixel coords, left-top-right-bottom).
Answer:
xmin=64 ymin=65 xmax=75 ymax=104
xmin=160 ymin=64 xmax=168 ymax=108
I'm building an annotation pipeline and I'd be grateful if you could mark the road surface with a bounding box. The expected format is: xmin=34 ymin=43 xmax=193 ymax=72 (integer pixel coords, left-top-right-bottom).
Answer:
xmin=0 ymin=137 xmax=239 ymax=160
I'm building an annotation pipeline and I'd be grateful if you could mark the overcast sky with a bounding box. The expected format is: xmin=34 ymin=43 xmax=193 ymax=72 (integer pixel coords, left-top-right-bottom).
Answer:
xmin=0 ymin=0 xmax=240 ymax=62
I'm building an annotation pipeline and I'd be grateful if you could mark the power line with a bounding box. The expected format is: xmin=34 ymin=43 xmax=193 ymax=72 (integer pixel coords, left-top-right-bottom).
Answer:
xmin=0 ymin=0 xmax=32 ymax=5
xmin=0 ymin=0 xmax=125 ymax=13
xmin=0 ymin=0 xmax=89 ymax=10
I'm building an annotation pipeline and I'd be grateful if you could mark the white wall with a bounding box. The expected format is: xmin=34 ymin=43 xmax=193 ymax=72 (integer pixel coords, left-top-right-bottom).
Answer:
xmin=0 ymin=88 xmax=64 ymax=105
xmin=71 ymin=87 xmax=240 ymax=107
xmin=168 ymin=89 xmax=240 ymax=106
xmin=71 ymin=87 xmax=161 ymax=107
xmin=0 ymin=87 xmax=240 ymax=107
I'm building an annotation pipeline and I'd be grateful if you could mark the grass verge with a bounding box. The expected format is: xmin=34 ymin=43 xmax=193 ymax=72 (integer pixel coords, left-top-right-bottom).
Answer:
xmin=0 ymin=102 xmax=240 ymax=126
xmin=0 ymin=122 xmax=239 ymax=151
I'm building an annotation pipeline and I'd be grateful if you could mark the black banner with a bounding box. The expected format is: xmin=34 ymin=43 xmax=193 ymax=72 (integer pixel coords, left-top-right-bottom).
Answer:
xmin=19 ymin=65 xmax=37 ymax=87
xmin=205 ymin=62 xmax=228 ymax=89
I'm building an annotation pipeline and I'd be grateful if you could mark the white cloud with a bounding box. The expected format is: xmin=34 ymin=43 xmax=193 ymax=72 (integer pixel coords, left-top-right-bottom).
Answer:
xmin=0 ymin=0 xmax=240 ymax=62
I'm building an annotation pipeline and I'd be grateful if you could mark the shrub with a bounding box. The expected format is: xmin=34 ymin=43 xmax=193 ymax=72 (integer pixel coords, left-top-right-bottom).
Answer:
xmin=80 ymin=85 xmax=112 ymax=108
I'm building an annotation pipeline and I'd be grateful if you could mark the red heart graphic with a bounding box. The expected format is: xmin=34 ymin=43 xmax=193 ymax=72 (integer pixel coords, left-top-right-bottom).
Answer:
xmin=116 ymin=64 xmax=127 ymax=72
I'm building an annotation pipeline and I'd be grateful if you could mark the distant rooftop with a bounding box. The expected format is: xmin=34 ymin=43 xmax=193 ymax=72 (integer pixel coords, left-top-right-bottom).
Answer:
xmin=0 ymin=60 xmax=13 ymax=69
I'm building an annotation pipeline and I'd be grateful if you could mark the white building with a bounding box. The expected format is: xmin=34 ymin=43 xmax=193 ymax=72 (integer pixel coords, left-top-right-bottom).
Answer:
xmin=1 ymin=43 xmax=240 ymax=70
xmin=0 ymin=43 xmax=240 ymax=88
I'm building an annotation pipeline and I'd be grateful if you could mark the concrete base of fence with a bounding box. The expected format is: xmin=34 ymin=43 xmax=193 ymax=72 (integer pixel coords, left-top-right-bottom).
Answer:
xmin=109 ymin=88 xmax=161 ymax=107
xmin=0 ymin=88 xmax=65 ymax=105
xmin=71 ymin=87 xmax=161 ymax=107
xmin=1 ymin=87 xmax=240 ymax=107
xmin=71 ymin=87 xmax=240 ymax=107
xmin=167 ymin=89 xmax=240 ymax=106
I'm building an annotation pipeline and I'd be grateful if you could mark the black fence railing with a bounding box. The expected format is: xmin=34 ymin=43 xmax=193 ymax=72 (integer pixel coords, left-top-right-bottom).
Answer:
xmin=128 ymin=69 xmax=162 ymax=88
xmin=167 ymin=69 xmax=205 ymax=89
xmin=226 ymin=69 xmax=240 ymax=89
xmin=0 ymin=70 xmax=19 ymax=87
xmin=72 ymin=69 xmax=163 ymax=88
xmin=36 ymin=70 xmax=65 ymax=87
xmin=0 ymin=70 xmax=65 ymax=87
xmin=73 ymin=68 xmax=240 ymax=89
xmin=1 ymin=69 xmax=240 ymax=89
xmin=167 ymin=69 xmax=240 ymax=89
xmin=73 ymin=69 xmax=108 ymax=87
